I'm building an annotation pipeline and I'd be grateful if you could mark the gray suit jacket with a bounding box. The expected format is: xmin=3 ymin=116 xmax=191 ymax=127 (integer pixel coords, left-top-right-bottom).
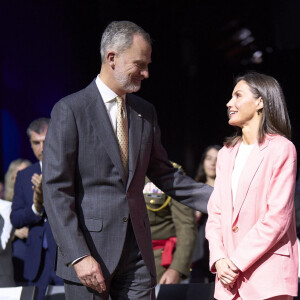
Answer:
xmin=42 ymin=80 xmax=212 ymax=283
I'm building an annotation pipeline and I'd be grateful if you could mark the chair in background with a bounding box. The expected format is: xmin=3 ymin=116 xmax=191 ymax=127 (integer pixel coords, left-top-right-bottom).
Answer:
xmin=45 ymin=285 xmax=65 ymax=300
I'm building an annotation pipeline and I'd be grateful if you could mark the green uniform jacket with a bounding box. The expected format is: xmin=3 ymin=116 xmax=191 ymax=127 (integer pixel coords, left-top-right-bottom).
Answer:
xmin=144 ymin=178 xmax=197 ymax=280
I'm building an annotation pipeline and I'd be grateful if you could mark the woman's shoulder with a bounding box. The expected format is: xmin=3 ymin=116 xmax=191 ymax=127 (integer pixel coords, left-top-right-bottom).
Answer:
xmin=219 ymin=141 xmax=240 ymax=155
xmin=265 ymin=134 xmax=295 ymax=149
xmin=265 ymin=134 xmax=296 ymax=160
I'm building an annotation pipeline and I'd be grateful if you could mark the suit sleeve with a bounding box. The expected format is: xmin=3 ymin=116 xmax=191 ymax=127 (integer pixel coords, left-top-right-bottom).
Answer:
xmin=10 ymin=172 xmax=42 ymax=228
xmin=146 ymin=106 xmax=212 ymax=213
xmin=230 ymin=141 xmax=297 ymax=272
xmin=205 ymin=149 xmax=227 ymax=272
xmin=43 ymin=100 xmax=90 ymax=265
xmin=169 ymin=199 xmax=197 ymax=278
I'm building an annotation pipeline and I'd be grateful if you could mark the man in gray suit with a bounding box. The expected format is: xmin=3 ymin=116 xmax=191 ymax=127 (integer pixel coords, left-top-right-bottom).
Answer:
xmin=43 ymin=21 xmax=212 ymax=300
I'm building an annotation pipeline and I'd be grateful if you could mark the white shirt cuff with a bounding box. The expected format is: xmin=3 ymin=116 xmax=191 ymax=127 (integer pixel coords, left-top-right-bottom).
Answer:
xmin=32 ymin=204 xmax=43 ymax=217
xmin=69 ymin=255 xmax=89 ymax=267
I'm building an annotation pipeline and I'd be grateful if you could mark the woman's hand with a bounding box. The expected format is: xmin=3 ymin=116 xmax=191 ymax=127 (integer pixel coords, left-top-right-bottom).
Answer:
xmin=215 ymin=258 xmax=239 ymax=289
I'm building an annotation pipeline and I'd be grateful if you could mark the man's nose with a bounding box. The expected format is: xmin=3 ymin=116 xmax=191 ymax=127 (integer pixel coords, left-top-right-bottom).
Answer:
xmin=141 ymin=68 xmax=149 ymax=79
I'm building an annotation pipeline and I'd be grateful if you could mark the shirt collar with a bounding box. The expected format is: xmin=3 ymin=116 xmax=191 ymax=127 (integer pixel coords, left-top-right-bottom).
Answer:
xmin=95 ymin=75 xmax=126 ymax=103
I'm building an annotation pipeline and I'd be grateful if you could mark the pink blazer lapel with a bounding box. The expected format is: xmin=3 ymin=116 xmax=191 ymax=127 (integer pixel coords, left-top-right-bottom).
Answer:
xmin=225 ymin=142 xmax=241 ymax=223
xmin=232 ymin=138 xmax=270 ymax=224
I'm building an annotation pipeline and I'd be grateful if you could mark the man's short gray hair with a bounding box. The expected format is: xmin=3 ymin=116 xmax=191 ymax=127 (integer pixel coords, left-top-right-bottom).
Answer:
xmin=27 ymin=117 xmax=50 ymax=138
xmin=100 ymin=21 xmax=151 ymax=62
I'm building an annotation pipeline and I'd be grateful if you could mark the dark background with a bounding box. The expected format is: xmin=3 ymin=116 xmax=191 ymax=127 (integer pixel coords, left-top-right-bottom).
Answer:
xmin=1 ymin=0 xmax=300 ymax=178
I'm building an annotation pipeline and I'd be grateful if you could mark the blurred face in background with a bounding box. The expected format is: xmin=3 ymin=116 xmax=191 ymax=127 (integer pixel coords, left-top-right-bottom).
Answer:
xmin=12 ymin=162 xmax=30 ymax=184
xmin=29 ymin=128 xmax=48 ymax=161
xmin=203 ymin=148 xmax=218 ymax=179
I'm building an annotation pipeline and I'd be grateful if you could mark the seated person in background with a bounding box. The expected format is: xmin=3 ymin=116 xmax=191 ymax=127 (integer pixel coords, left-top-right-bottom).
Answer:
xmin=0 ymin=182 xmax=5 ymax=199
xmin=0 ymin=197 xmax=15 ymax=287
xmin=10 ymin=118 xmax=63 ymax=300
xmin=143 ymin=162 xmax=197 ymax=284
xmin=4 ymin=158 xmax=31 ymax=285
xmin=190 ymin=145 xmax=221 ymax=283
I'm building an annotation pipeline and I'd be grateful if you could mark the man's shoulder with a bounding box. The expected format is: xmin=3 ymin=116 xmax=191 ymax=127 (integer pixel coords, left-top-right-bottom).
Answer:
xmin=55 ymin=80 xmax=98 ymax=109
xmin=17 ymin=162 xmax=40 ymax=179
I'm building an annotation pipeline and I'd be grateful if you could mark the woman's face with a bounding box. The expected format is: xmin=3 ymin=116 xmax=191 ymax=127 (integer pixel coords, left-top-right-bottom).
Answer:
xmin=226 ymin=80 xmax=263 ymax=128
xmin=203 ymin=148 xmax=218 ymax=179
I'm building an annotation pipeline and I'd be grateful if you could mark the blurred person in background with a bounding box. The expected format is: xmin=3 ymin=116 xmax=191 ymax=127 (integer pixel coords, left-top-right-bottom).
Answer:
xmin=4 ymin=159 xmax=31 ymax=285
xmin=0 ymin=197 xmax=14 ymax=287
xmin=0 ymin=182 xmax=5 ymax=199
xmin=11 ymin=118 xmax=63 ymax=300
xmin=190 ymin=145 xmax=221 ymax=283
xmin=144 ymin=162 xmax=197 ymax=284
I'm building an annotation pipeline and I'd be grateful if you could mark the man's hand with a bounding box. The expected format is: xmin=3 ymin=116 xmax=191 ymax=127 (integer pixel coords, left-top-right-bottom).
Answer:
xmin=14 ymin=227 xmax=29 ymax=239
xmin=195 ymin=211 xmax=203 ymax=223
xmin=32 ymin=173 xmax=43 ymax=213
xmin=159 ymin=268 xmax=181 ymax=284
xmin=215 ymin=258 xmax=239 ymax=289
xmin=73 ymin=255 xmax=106 ymax=294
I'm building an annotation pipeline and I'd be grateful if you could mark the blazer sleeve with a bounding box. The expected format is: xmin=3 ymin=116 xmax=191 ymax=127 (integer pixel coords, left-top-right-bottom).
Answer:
xmin=146 ymin=106 xmax=212 ymax=214
xmin=169 ymin=199 xmax=197 ymax=278
xmin=230 ymin=141 xmax=297 ymax=272
xmin=10 ymin=172 xmax=42 ymax=229
xmin=205 ymin=149 xmax=227 ymax=272
xmin=43 ymin=100 xmax=90 ymax=265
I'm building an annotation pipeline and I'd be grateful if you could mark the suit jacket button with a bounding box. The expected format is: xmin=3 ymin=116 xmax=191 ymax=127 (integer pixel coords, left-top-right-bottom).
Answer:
xmin=232 ymin=226 xmax=239 ymax=233
xmin=122 ymin=217 xmax=128 ymax=222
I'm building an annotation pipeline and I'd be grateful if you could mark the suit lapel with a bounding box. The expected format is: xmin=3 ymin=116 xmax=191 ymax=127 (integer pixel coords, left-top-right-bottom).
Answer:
xmin=85 ymin=81 xmax=126 ymax=184
xmin=126 ymin=95 xmax=143 ymax=188
xmin=34 ymin=162 xmax=42 ymax=174
xmin=232 ymin=139 xmax=269 ymax=224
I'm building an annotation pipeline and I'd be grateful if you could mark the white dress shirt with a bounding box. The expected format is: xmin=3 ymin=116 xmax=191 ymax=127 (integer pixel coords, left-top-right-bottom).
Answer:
xmin=95 ymin=75 xmax=126 ymax=133
xmin=231 ymin=142 xmax=255 ymax=206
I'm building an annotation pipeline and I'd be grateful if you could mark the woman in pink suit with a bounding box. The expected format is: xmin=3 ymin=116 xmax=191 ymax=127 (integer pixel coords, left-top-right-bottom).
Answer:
xmin=206 ymin=72 xmax=298 ymax=300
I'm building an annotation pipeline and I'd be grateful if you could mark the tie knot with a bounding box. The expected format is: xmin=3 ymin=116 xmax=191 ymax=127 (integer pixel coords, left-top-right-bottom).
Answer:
xmin=116 ymin=96 xmax=124 ymax=105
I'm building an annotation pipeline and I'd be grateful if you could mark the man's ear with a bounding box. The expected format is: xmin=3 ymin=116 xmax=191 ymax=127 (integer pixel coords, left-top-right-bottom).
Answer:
xmin=107 ymin=52 xmax=116 ymax=69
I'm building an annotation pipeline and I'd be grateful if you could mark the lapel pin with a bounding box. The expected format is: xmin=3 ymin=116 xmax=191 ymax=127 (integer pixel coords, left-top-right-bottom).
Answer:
xmin=138 ymin=114 xmax=142 ymax=118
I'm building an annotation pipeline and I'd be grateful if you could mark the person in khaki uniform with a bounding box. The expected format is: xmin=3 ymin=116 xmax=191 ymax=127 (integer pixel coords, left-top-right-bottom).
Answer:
xmin=144 ymin=162 xmax=197 ymax=284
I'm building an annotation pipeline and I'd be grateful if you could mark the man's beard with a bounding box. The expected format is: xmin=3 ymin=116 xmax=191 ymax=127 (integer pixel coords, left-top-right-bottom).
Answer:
xmin=114 ymin=69 xmax=141 ymax=93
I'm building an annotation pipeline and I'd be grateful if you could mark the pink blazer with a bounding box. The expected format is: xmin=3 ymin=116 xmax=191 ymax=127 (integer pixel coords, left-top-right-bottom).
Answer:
xmin=206 ymin=134 xmax=298 ymax=300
